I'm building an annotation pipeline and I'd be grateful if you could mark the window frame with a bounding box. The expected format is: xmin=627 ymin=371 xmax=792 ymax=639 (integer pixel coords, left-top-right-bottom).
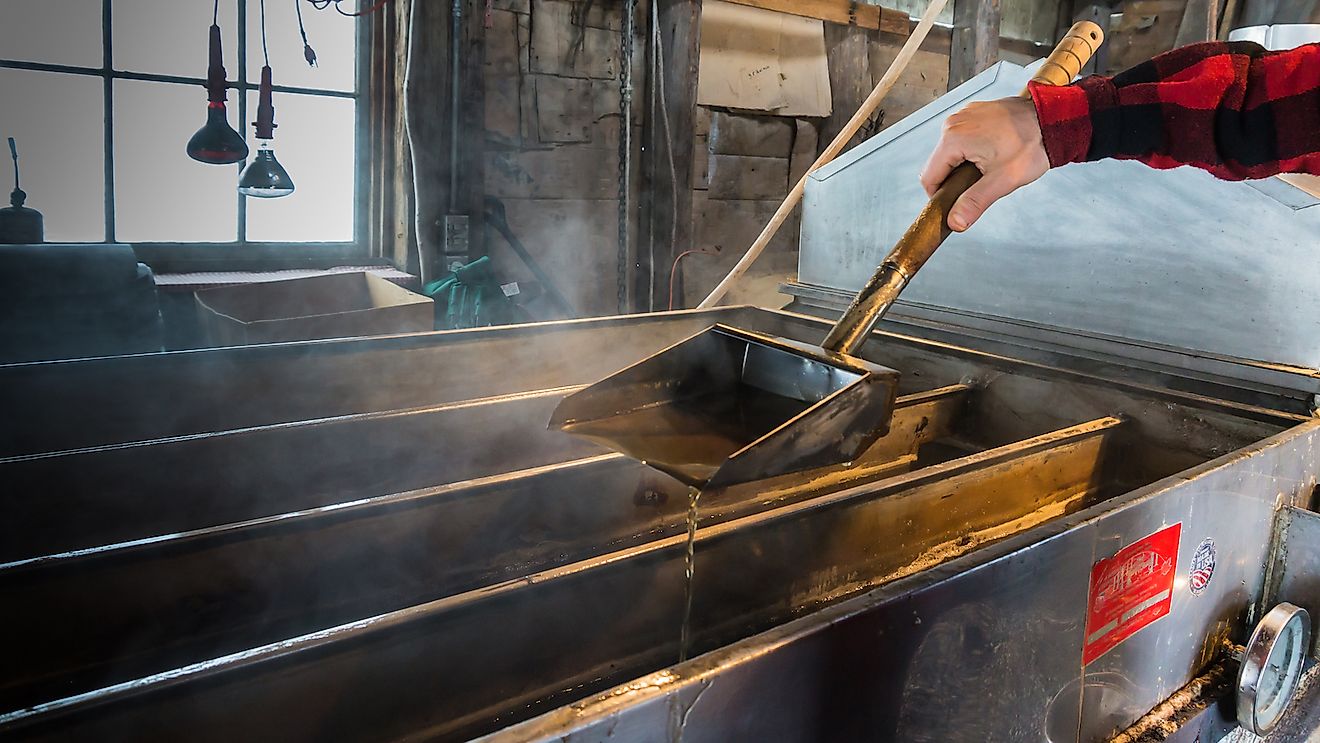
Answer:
xmin=0 ymin=0 xmax=373 ymax=272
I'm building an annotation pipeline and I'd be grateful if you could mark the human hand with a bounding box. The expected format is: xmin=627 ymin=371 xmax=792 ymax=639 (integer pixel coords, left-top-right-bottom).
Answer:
xmin=919 ymin=96 xmax=1049 ymax=232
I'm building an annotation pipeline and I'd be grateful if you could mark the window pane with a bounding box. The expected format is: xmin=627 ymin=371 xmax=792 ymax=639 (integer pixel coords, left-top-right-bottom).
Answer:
xmin=114 ymin=79 xmax=238 ymax=242
xmin=0 ymin=69 xmax=105 ymax=242
xmin=0 ymin=0 xmax=102 ymax=68
xmin=113 ymin=0 xmax=239 ymax=79
xmin=247 ymin=0 xmax=356 ymax=92
xmin=244 ymin=90 xmax=354 ymax=242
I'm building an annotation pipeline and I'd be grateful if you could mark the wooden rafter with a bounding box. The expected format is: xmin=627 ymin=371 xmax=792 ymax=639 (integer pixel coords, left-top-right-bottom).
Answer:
xmin=720 ymin=0 xmax=911 ymax=35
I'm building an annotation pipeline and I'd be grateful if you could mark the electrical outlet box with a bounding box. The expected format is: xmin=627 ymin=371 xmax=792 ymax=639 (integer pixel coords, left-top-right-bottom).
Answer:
xmin=441 ymin=215 xmax=470 ymax=260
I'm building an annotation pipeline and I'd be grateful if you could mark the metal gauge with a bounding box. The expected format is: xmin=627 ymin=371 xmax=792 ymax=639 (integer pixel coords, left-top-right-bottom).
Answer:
xmin=1237 ymin=602 xmax=1312 ymax=736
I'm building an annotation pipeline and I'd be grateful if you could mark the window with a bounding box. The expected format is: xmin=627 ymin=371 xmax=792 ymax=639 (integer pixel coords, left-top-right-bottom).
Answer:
xmin=0 ymin=0 xmax=365 ymax=262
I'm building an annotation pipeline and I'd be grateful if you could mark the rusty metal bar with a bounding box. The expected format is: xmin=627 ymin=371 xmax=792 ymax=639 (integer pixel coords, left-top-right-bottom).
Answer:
xmin=0 ymin=416 xmax=1123 ymax=742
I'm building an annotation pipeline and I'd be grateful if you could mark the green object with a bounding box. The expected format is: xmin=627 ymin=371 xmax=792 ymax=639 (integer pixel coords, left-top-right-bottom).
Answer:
xmin=423 ymin=256 xmax=525 ymax=330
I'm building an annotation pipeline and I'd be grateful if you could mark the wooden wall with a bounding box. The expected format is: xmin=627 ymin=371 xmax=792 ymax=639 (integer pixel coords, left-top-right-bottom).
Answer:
xmin=481 ymin=0 xmax=642 ymax=319
xmin=467 ymin=0 xmax=1204 ymax=318
xmin=678 ymin=24 xmax=951 ymax=309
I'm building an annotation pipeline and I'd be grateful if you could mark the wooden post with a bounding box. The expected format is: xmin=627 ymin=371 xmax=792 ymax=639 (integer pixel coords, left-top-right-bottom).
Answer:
xmin=950 ymin=0 xmax=1002 ymax=87
xmin=820 ymin=24 xmax=874 ymax=154
xmin=404 ymin=0 xmax=452 ymax=285
xmin=639 ymin=0 xmax=701 ymax=312
xmin=1175 ymin=0 xmax=1220 ymax=45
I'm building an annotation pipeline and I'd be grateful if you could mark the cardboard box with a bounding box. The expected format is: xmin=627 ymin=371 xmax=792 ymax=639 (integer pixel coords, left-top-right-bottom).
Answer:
xmin=195 ymin=271 xmax=433 ymax=346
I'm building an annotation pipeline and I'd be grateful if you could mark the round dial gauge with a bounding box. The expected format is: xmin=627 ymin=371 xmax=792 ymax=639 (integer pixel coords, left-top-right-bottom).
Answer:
xmin=1237 ymin=602 xmax=1312 ymax=736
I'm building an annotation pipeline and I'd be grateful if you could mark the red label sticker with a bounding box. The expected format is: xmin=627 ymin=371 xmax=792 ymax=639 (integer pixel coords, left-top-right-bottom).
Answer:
xmin=1083 ymin=522 xmax=1181 ymax=665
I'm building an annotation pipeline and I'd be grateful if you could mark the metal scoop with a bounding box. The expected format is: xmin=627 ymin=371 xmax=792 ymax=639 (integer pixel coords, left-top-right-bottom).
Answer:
xmin=551 ymin=22 xmax=1105 ymax=490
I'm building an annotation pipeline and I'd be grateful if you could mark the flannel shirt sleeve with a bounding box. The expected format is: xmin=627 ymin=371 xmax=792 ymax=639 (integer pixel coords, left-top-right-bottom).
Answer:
xmin=1026 ymin=41 xmax=1320 ymax=180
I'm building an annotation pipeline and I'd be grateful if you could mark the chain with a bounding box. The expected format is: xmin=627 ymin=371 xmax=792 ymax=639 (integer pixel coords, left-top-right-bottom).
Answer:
xmin=616 ymin=0 xmax=636 ymax=314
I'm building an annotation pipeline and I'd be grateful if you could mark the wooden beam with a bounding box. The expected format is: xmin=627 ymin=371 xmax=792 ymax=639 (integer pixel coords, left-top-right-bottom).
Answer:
xmin=403 ymin=0 xmax=451 ymax=284
xmin=639 ymin=0 xmax=702 ymax=312
xmin=949 ymin=0 xmax=1002 ymax=87
xmin=720 ymin=0 xmax=911 ymax=34
xmin=1176 ymin=0 xmax=1220 ymax=44
xmin=820 ymin=23 xmax=874 ymax=154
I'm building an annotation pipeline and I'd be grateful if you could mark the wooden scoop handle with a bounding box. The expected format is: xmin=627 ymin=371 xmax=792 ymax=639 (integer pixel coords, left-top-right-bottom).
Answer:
xmin=820 ymin=20 xmax=1104 ymax=356
xmin=1026 ymin=21 xmax=1105 ymax=91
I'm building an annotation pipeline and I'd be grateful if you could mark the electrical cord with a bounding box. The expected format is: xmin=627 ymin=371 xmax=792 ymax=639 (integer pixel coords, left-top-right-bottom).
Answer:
xmin=668 ymin=249 xmax=714 ymax=311
xmin=307 ymin=0 xmax=391 ymax=16
xmin=260 ymin=0 xmax=270 ymax=65
xmin=295 ymin=0 xmax=318 ymax=66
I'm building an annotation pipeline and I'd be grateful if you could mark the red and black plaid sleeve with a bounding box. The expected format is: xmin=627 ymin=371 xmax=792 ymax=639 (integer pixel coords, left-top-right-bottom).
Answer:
xmin=1027 ymin=41 xmax=1320 ymax=180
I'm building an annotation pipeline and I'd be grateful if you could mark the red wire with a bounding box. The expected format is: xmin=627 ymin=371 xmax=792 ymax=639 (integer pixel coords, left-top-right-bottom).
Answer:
xmin=668 ymin=249 xmax=709 ymax=311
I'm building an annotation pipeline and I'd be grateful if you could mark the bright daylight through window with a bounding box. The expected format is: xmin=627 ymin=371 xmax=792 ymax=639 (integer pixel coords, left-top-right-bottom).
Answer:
xmin=0 ymin=0 xmax=360 ymax=246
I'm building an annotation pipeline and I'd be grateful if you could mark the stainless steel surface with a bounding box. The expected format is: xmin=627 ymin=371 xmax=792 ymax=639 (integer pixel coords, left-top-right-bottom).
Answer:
xmin=551 ymin=324 xmax=901 ymax=488
xmin=548 ymin=26 xmax=1103 ymax=487
xmin=491 ymin=420 xmax=1320 ymax=743
xmin=0 ymin=306 xmax=796 ymax=457
xmin=0 ymin=387 xmax=599 ymax=562
xmin=1237 ymin=603 xmax=1311 ymax=735
xmin=0 ymin=386 xmax=968 ymax=711
xmin=799 ymin=59 xmax=1320 ymax=373
xmin=1 ymin=305 xmax=1316 ymax=742
xmin=0 ymin=416 xmax=1129 ymax=741
xmin=783 ymin=289 xmax=1320 ymax=414
xmin=1268 ymin=506 xmax=1320 ymax=657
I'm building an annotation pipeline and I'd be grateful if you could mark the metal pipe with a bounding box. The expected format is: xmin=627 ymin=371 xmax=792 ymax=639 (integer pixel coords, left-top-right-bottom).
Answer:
xmin=448 ymin=0 xmax=462 ymax=214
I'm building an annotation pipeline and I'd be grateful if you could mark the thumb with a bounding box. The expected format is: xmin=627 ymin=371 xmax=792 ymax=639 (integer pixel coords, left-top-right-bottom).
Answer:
xmin=947 ymin=171 xmax=1018 ymax=232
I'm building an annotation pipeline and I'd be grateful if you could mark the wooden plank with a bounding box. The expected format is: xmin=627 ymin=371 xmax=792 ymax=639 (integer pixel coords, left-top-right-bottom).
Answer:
xmin=721 ymin=0 xmax=910 ymax=34
xmin=1105 ymin=0 xmax=1186 ymax=73
xmin=485 ymin=75 xmax=522 ymax=144
xmin=487 ymin=199 xmax=616 ymax=318
xmin=484 ymin=9 xmax=524 ymax=144
xmin=639 ymin=0 xmax=701 ymax=311
xmin=694 ymin=106 xmax=712 ymax=137
xmin=694 ymin=136 xmax=711 ymax=190
xmin=950 ymin=0 xmax=1002 ymax=86
xmin=789 ymin=119 xmax=820 ymax=186
xmin=486 ymin=146 xmax=618 ymax=199
xmin=1175 ymin=0 xmax=1219 ymax=44
xmin=708 ymin=111 xmax=795 ymax=157
xmin=821 ymin=23 xmax=873 ymax=154
xmin=1216 ymin=0 xmax=1242 ymax=37
xmin=878 ymin=19 xmax=954 ymax=54
xmin=529 ymin=0 xmax=620 ymax=79
xmin=492 ymin=0 xmax=531 ymax=12
xmin=534 ymin=76 xmax=595 ymax=143
xmin=867 ymin=37 xmax=948 ymax=130
xmin=685 ymin=193 xmax=799 ymax=308
xmin=485 ymin=8 xmax=523 ymax=75
xmin=492 ymin=199 xmax=619 ymax=317
xmin=707 ymin=154 xmax=791 ymax=200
